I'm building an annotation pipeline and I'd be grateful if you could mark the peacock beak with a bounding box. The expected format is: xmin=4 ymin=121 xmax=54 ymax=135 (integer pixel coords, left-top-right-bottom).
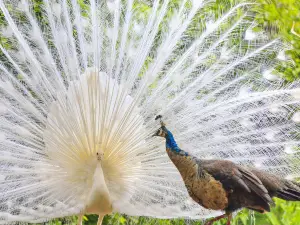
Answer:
xmin=152 ymin=129 xmax=161 ymax=137
xmin=152 ymin=132 xmax=158 ymax=137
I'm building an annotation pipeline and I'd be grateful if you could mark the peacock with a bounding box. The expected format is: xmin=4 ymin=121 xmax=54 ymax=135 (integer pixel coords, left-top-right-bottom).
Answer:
xmin=153 ymin=116 xmax=300 ymax=225
xmin=0 ymin=0 xmax=300 ymax=224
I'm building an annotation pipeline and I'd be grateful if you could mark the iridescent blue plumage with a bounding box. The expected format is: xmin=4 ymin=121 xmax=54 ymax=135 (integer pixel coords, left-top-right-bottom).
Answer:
xmin=165 ymin=130 xmax=188 ymax=156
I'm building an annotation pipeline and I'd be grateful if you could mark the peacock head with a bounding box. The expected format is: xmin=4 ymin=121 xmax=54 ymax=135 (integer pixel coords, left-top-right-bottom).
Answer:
xmin=96 ymin=151 xmax=104 ymax=161
xmin=153 ymin=126 xmax=168 ymax=138
xmin=152 ymin=115 xmax=179 ymax=150
xmin=152 ymin=115 xmax=169 ymax=138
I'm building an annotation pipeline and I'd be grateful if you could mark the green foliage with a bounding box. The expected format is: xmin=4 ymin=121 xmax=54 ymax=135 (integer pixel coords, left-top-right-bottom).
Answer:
xmin=46 ymin=199 xmax=300 ymax=225
xmin=254 ymin=0 xmax=300 ymax=80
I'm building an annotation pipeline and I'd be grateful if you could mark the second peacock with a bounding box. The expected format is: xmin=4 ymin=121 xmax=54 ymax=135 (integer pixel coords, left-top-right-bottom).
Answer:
xmin=153 ymin=116 xmax=300 ymax=225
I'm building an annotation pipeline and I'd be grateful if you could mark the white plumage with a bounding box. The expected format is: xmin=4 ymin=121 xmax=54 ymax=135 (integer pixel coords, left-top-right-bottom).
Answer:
xmin=0 ymin=0 xmax=299 ymax=224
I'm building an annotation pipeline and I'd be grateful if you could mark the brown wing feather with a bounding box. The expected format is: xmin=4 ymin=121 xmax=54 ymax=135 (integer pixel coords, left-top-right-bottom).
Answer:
xmin=198 ymin=160 xmax=250 ymax=193
xmin=238 ymin=167 xmax=273 ymax=204
xmin=199 ymin=160 xmax=272 ymax=205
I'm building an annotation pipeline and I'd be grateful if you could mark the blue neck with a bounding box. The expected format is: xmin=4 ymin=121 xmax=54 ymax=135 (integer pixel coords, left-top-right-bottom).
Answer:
xmin=166 ymin=130 xmax=178 ymax=149
xmin=166 ymin=130 xmax=186 ymax=155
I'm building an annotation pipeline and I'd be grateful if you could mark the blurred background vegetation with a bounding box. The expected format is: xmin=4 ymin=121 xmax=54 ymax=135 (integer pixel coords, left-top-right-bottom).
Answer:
xmin=2 ymin=0 xmax=299 ymax=224
xmin=255 ymin=0 xmax=300 ymax=81
xmin=44 ymin=198 xmax=300 ymax=225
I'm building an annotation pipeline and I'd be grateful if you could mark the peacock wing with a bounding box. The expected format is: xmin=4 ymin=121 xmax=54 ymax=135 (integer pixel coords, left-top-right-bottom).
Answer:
xmin=199 ymin=160 xmax=272 ymax=205
xmin=236 ymin=166 xmax=273 ymax=204
xmin=198 ymin=160 xmax=249 ymax=192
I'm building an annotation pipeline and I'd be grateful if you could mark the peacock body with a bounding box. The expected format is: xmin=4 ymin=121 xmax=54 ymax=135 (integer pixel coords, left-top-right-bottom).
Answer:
xmin=154 ymin=123 xmax=300 ymax=224
xmin=0 ymin=0 xmax=299 ymax=224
